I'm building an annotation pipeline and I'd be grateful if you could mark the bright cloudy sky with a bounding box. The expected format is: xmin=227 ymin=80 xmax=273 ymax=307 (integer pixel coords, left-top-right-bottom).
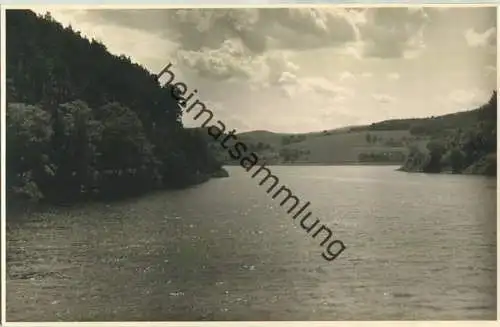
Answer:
xmin=32 ymin=6 xmax=496 ymax=133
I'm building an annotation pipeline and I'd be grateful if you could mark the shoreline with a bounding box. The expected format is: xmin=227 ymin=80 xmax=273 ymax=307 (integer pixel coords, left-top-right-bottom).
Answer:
xmin=223 ymin=162 xmax=403 ymax=167
xmin=398 ymin=168 xmax=496 ymax=177
xmin=7 ymin=167 xmax=230 ymax=216
xmin=8 ymin=164 xmax=494 ymax=216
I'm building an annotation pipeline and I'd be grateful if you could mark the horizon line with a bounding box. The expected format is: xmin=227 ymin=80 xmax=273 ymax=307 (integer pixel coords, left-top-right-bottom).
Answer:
xmin=185 ymin=92 xmax=496 ymax=135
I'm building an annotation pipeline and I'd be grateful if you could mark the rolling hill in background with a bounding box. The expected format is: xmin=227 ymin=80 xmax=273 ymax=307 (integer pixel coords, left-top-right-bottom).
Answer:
xmin=204 ymin=91 xmax=497 ymax=176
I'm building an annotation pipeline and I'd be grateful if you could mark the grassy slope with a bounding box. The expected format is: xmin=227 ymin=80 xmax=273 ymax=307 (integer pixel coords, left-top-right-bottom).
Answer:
xmin=207 ymin=127 xmax=425 ymax=165
xmin=270 ymin=130 xmax=410 ymax=164
xmin=203 ymin=102 xmax=491 ymax=166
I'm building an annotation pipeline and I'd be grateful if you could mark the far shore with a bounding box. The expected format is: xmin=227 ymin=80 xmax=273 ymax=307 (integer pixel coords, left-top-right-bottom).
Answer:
xmin=223 ymin=162 xmax=403 ymax=167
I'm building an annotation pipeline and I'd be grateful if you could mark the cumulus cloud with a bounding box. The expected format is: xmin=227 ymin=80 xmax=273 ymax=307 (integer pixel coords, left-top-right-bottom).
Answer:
xmin=177 ymin=39 xmax=254 ymax=81
xmin=448 ymin=89 xmax=490 ymax=107
xmin=464 ymin=27 xmax=497 ymax=48
xmin=278 ymin=74 xmax=354 ymax=101
xmin=360 ymin=8 xmax=430 ymax=58
xmin=78 ymin=7 xmax=438 ymax=84
xmin=172 ymin=8 xmax=431 ymax=81
xmin=339 ymin=71 xmax=356 ymax=82
xmin=303 ymin=78 xmax=354 ymax=98
xmin=167 ymin=8 xmax=362 ymax=84
xmin=372 ymin=93 xmax=396 ymax=103
xmin=88 ymin=8 xmax=361 ymax=53
xmin=35 ymin=7 xmax=497 ymax=133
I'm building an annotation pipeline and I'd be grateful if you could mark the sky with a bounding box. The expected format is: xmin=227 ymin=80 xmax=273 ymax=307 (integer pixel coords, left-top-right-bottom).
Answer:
xmin=31 ymin=6 xmax=497 ymax=133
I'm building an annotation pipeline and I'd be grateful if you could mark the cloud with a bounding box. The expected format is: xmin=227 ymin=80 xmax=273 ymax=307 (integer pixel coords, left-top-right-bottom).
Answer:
xmin=263 ymin=51 xmax=300 ymax=85
xmin=483 ymin=65 xmax=496 ymax=78
xmin=177 ymin=39 xmax=254 ymax=81
xmin=448 ymin=89 xmax=490 ymax=107
xmin=339 ymin=71 xmax=356 ymax=82
xmin=31 ymin=7 xmax=496 ymax=133
xmin=277 ymin=71 xmax=298 ymax=85
xmin=276 ymin=70 xmax=300 ymax=97
xmin=167 ymin=8 xmax=362 ymax=84
xmin=315 ymin=107 xmax=362 ymax=127
xmin=360 ymin=8 xmax=430 ymax=59
xmin=372 ymin=93 xmax=396 ymax=103
xmin=387 ymin=72 xmax=400 ymax=80
xmin=170 ymin=8 xmax=432 ymax=81
xmin=76 ymin=7 xmax=437 ymax=85
xmin=278 ymin=74 xmax=354 ymax=101
xmin=86 ymin=8 xmax=361 ymax=54
xmin=31 ymin=9 xmax=178 ymax=72
xmin=302 ymin=77 xmax=354 ymax=99
xmin=183 ymin=98 xmax=251 ymax=131
xmin=178 ymin=44 xmax=301 ymax=89
xmin=464 ymin=27 xmax=497 ymax=48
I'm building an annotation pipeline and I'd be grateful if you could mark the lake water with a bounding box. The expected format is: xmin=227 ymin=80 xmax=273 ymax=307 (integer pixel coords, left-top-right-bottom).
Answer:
xmin=7 ymin=165 xmax=497 ymax=321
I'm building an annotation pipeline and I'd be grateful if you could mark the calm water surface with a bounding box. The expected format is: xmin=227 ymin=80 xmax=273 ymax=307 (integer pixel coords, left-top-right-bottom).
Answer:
xmin=7 ymin=166 xmax=497 ymax=321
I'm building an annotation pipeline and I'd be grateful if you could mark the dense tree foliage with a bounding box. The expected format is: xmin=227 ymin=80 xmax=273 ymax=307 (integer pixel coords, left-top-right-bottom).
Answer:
xmin=401 ymin=91 xmax=497 ymax=176
xmin=351 ymin=94 xmax=497 ymax=137
xmin=358 ymin=151 xmax=406 ymax=163
xmin=6 ymin=10 xmax=224 ymax=202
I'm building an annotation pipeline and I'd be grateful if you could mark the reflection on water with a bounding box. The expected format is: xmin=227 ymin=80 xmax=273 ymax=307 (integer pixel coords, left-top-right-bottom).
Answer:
xmin=7 ymin=166 xmax=497 ymax=321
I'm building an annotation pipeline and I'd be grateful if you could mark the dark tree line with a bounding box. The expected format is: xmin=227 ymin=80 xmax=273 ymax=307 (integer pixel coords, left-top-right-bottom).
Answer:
xmin=351 ymin=93 xmax=497 ymax=135
xmin=279 ymin=148 xmax=309 ymax=162
xmin=281 ymin=134 xmax=306 ymax=145
xmin=6 ymin=10 xmax=223 ymax=203
xmin=358 ymin=151 xmax=406 ymax=163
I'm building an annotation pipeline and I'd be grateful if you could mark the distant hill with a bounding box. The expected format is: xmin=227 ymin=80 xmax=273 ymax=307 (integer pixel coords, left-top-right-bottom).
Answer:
xmin=206 ymin=91 xmax=497 ymax=176
xmin=205 ymin=122 xmax=421 ymax=166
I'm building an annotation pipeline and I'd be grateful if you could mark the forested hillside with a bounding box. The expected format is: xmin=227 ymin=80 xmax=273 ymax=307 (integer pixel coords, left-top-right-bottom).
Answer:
xmin=203 ymin=91 xmax=497 ymax=175
xmin=399 ymin=91 xmax=497 ymax=176
xmin=6 ymin=10 xmax=224 ymax=203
